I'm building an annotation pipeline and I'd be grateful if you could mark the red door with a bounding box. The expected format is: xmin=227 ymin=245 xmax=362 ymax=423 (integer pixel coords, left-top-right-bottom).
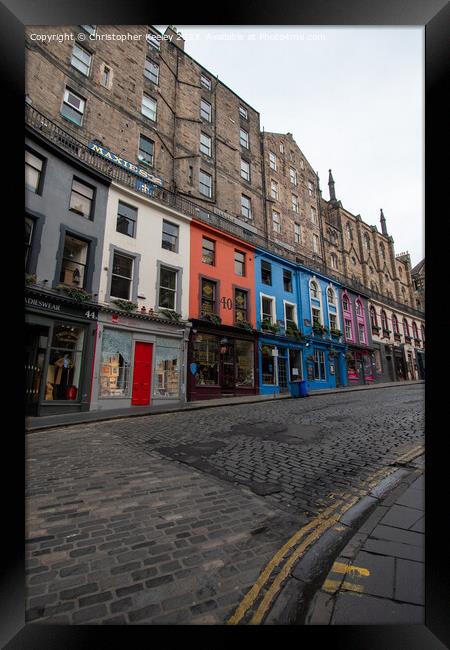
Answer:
xmin=131 ymin=342 xmax=153 ymax=406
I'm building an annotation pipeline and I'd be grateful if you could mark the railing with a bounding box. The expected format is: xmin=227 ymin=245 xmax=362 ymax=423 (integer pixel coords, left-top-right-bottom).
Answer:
xmin=26 ymin=103 xmax=425 ymax=320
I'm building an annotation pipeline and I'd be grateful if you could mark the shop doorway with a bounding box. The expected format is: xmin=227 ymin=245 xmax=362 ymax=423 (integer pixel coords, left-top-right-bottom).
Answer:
xmin=220 ymin=341 xmax=235 ymax=391
xmin=25 ymin=324 xmax=49 ymax=415
xmin=394 ymin=352 xmax=407 ymax=381
xmin=278 ymin=355 xmax=289 ymax=393
xmin=131 ymin=342 xmax=153 ymax=406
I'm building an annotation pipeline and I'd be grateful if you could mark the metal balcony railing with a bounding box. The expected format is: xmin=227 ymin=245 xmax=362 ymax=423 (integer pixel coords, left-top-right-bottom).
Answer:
xmin=25 ymin=103 xmax=425 ymax=320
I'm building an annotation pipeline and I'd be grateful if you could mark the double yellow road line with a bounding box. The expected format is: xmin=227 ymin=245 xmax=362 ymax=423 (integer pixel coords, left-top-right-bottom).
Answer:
xmin=227 ymin=452 xmax=423 ymax=625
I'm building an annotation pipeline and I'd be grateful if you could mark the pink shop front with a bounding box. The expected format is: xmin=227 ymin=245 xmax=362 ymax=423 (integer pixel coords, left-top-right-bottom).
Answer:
xmin=345 ymin=345 xmax=379 ymax=385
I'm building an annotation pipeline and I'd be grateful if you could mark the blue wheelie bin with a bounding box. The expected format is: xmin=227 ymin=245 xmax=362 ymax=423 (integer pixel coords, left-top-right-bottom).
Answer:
xmin=289 ymin=380 xmax=309 ymax=398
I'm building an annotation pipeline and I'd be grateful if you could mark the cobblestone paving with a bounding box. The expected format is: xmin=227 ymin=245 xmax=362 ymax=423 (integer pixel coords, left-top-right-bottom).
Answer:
xmin=25 ymin=384 xmax=424 ymax=625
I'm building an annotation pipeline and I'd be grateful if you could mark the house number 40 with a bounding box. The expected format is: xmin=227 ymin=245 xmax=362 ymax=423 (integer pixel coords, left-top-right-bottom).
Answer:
xmin=220 ymin=297 xmax=233 ymax=310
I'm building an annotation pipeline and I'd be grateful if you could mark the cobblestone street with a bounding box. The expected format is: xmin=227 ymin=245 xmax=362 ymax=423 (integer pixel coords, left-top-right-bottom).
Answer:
xmin=25 ymin=384 xmax=424 ymax=625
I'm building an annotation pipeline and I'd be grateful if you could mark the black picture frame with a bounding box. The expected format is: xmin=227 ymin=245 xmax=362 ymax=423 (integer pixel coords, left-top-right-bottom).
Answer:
xmin=3 ymin=0 xmax=448 ymax=646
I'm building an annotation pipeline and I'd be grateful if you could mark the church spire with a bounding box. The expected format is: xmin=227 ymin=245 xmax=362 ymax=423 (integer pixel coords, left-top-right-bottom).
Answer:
xmin=380 ymin=208 xmax=388 ymax=236
xmin=328 ymin=169 xmax=336 ymax=202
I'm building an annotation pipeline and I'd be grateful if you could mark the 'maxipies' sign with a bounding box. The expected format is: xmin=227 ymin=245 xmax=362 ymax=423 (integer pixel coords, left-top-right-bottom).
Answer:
xmin=88 ymin=141 xmax=163 ymax=187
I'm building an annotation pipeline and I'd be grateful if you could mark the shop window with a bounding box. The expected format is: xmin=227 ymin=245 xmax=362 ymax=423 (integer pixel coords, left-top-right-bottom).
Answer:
xmin=99 ymin=328 xmax=132 ymax=398
xmin=374 ymin=349 xmax=383 ymax=374
xmin=161 ymin=220 xmax=179 ymax=252
xmin=69 ymin=178 xmax=95 ymax=218
xmin=202 ymin=237 xmax=215 ymax=265
xmin=313 ymin=349 xmax=326 ymax=380
xmin=193 ymin=334 xmax=219 ymax=385
xmin=234 ymin=289 xmax=248 ymax=323
xmin=201 ymin=278 xmax=217 ymax=316
xmin=346 ymin=350 xmax=359 ymax=381
xmin=261 ymin=261 xmax=272 ymax=285
xmin=45 ymin=322 xmax=85 ymax=401
xmin=25 ymin=149 xmax=45 ymax=193
xmin=158 ymin=266 xmax=178 ymax=310
xmin=153 ymin=339 xmax=180 ymax=397
xmin=60 ymin=234 xmax=89 ymax=288
xmin=25 ymin=217 xmax=34 ymax=270
xmin=261 ymin=345 xmax=276 ymax=384
xmin=111 ymin=252 xmax=133 ymax=300
xmin=234 ymin=250 xmax=246 ymax=277
xmin=116 ymin=201 xmax=137 ymax=238
xmin=283 ymin=269 xmax=293 ymax=293
xmin=235 ymin=340 xmax=254 ymax=387
xmin=289 ymin=348 xmax=302 ymax=381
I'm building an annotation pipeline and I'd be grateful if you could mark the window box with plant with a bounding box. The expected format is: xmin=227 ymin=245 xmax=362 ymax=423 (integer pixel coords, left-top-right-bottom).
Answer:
xmin=371 ymin=324 xmax=381 ymax=334
xmin=159 ymin=308 xmax=181 ymax=321
xmin=404 ymin=335 xmax=412 ymax=343
xmin=313 ymin=323 xmax=328 ymax=336
xmin=394 ymin=332 xmax=402 ymax=341
xmin=25 ymin=273 xmax=37 ymax=285
xmin=414 ymin=337 xmax=421 ymax=346
xmin=261 ymin=319 xmax=279 ymax=334
xmin=56 ymin=284 xmax=92 ymax=302
xmin=382 ymin=329 xmax=391 ymax=338
xmin=111 ymin=298 xmax=138 ymax=312
xmin=235 ymin=319 xmax=254 ymax=332
xmin=201 ymin=313 xmax=222 ymax=325
xmin=330 ymin=328 xmax=342 ymax=338
xmin=286 ymin=324 xmax=302 ymax=340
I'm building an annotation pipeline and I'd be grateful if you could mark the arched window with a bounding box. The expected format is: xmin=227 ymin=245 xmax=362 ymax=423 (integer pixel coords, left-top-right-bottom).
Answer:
xmin=421 ymin=324 xmax=425 ymax=342
xmin=392 ymin=314 xmax=399 ymax=334
xmin=412 ymin=322 xmax=419 ymax=339
xmin=381 ymin=310 xmax=388 ymax=331
xmin=403 ymin=319 xmax=410 ymax=337
xmin=379 ymin=243 xmax=385 ymax=260
xmin=330 ymin=253 xmax=338 ymax=269
xmin=355 ymin=299 xmax=362 ymax=316
xmin=343 ymin=295 xmax=350 ymax=312
xmin=310 ymin=281 xmax=318 ymax=299
xmin=370 ymin=306 xmax=378 ymax=327
xmin=327 ymin=287 xmax=335 ymax=305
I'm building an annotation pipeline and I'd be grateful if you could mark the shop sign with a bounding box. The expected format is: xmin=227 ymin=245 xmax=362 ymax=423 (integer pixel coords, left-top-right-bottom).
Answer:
xmin=88 ymin=142 xmax=163 ymax=186
xmin=25 ymin=296 xmax=98 ymax=320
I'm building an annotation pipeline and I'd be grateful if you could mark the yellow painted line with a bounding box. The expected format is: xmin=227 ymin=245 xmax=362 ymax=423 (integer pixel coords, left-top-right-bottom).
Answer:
xmin=341 ymin=581 xmax=364 ymax=593
xmin=323 ymin=578 xmax=343 ymax=594
xmin=249 ymin=496 xmax=359 ymax=625
xmin=226 ymin=495 xmax=353 ymax=625
xmin=333 ymin=562 xmax=370 ymax=578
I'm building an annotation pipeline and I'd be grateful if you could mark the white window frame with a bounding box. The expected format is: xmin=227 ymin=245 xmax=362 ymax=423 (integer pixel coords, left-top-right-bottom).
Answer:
xmin=61 ymin=88 xmax=85 ymax=126
xmin=142 ymin=94 xmax=157 ymax=121
xmin=200 ymin=132 xmax=212 ymax=157
xmin=290 ymin=167 xmax=297 ymax=185
xmin=272 ymin=210 xmax=281 ymax=233
xmin=269 ymin=151 xmax=277 ymax=171
xmin=291 ymin=194 xmax=299 ymax=213
xmin=309 ymin=277 xmax=323 ymax=325
xmin=110 ymin=252 xmax=134 ymax=301
xmin=241 ymin=194 xmax=252 ymax=219
xmin=240 ymin=128 xmax=249 ymax=149
xmin=200 ymin=74 xmax=211 ymax=90
xmin=199 ymin=170 xmax=212 ymax=198
xmin=145 ymin=58 xmax=159 ymax=84
xmin=308 ymin=180 xmax=314 ymax=197
xmin=200 ymin=99 xmax=212 ymax=122
xmin=294 ymin=222 xmax=301 ymax=244
xmin=260 ymin=293 xmax=276 ymax=325
xmin=311 ymin=206 xmax=318 ymax=224
xmin=71 ymin=43 xmax=91 ymax=76
xmin=283 ymin=300 xmax=298 ymax=329
xmin=240 ymin=159 xmax=250 ymax=181
xmin=271 ymin=180 xmax=279 ymax=200
xmin=239 ymin=105 xmax=248 ymax=119
xmin=326 ymin=284 xmax=340 ymax=331
xmin=147 ymin=32 xmax=161 ymax=50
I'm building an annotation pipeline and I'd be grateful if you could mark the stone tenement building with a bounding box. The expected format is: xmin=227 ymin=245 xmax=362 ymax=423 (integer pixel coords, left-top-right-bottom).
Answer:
xmin=25 ymin=24 xmax=422 ymax=313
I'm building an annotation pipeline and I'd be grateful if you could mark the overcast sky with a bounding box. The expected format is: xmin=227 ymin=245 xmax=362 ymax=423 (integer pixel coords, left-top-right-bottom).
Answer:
xmin=158 ymin=26 xmax=424 ymax=267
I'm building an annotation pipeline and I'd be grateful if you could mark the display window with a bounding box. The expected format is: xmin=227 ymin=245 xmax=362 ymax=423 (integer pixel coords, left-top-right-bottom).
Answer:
xmin=261 ymin=344 xmax=276 ymax=384
xmin=153 ymin=338 xmax=181 ymax=398
xmin=346 ymin=350 xmax=359 ymax=381
xmin=235 ymin=340 xmax=254 ymax=387
xmin=45 ymin=322 xmax=85 ymax=401
xmin=99 ymin=329 xmax=132 ymax=397
xmin=193 ymin=334 xmax=219 ymax=386
xmin=289 ymin=348 xmax=302 ymax=380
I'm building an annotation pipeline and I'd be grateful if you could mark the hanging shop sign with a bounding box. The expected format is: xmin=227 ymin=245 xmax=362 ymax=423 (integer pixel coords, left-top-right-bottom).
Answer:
xmin=88 ymin=142 xmax=163 ymax=187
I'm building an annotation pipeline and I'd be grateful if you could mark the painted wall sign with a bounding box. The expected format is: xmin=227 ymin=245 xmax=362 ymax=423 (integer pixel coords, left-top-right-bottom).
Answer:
xmin=88 ymin=142 xmax=163 ymax=187
xmin=25 ymin=296 xmax=98 ymax=320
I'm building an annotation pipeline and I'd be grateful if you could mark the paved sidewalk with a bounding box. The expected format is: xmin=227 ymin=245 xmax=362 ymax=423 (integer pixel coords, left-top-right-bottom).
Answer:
xmin=25 ymin=380 xmax=424 ymax=432
xmin=305 ymin=456 xmax=424 ymax=625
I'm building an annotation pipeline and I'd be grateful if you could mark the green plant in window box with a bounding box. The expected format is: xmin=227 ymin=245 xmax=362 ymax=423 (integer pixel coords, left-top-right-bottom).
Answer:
xmin=56 ymin=284 xmax=92 ymax=302
xmin=201 ymin=313 xmax=222 ymax=325
xmin=261 ymin=319 xmax=279 ymax=334
xmin=25 ymin=273 xmax=37 ymax=285
xmin=236 ymin=319 xmax=254 ymax=332
xmin=286 ymin=324 xmax=302 ymax=340
xmin=159 ymin=308 xmax=181 ymax=321
xmin=382 ymin=329 xmax=391 ymax=337
xmin=111 ymin=298 xmax=138 ymax=312
xmin=313 ymin=323 xmax=328 ymax=336
xmin=330 ymin=328 xmax=342 ymax=338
